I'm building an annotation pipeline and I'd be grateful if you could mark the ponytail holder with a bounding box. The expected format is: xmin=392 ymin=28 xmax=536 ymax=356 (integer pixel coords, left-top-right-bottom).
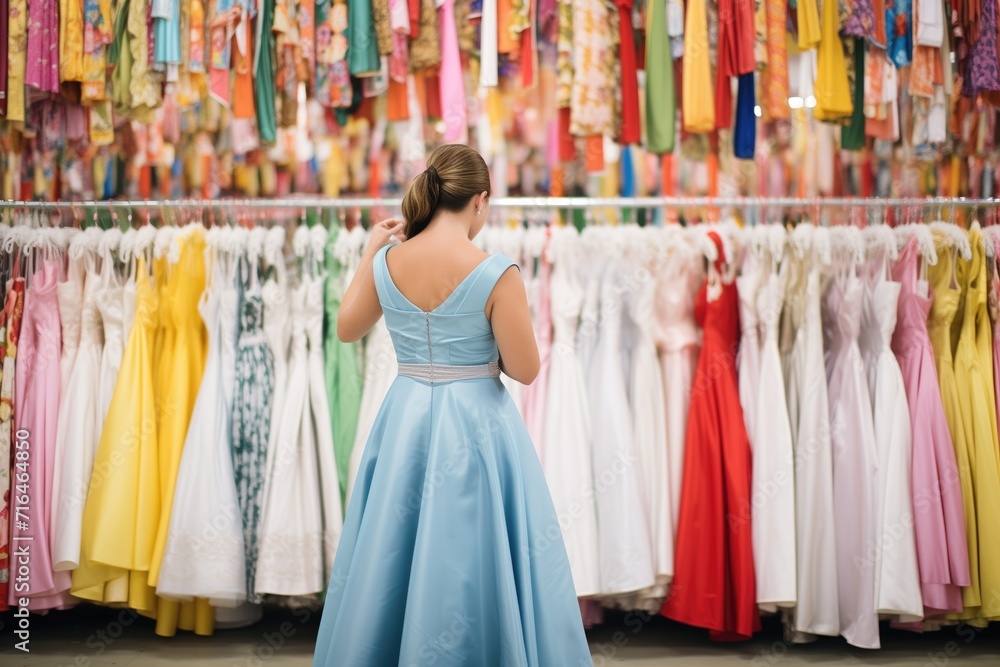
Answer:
xmin=426 ymin=165 xmax=440 ymax=183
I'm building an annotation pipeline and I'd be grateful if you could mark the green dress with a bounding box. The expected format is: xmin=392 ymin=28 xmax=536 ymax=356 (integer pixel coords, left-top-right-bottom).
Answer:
xmin=645 ymin=0 xmax=676 ymax=154
xmin=325 ymin=227 xmax=363 ymax=508
xmin=254 ymin=0 xmax=277 ymax=144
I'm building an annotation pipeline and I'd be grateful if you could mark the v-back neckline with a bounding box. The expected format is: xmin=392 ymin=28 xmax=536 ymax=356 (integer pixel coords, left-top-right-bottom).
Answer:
xmin=383 ymin=246 xmax=492 ymax=315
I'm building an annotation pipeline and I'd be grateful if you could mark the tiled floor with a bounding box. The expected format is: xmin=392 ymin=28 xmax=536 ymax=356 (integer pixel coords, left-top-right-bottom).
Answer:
xmin=1 ymin=606 xmax=998 ymax=666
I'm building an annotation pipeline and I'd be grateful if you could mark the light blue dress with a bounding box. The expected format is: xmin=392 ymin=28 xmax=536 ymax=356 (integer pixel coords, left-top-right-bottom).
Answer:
xmin=313 ymin=246 xmax=593 ymax=667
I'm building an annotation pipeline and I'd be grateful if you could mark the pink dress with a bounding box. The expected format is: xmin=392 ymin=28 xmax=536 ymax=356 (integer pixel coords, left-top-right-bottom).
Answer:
xmin=25 ymin=0 xmax=60 ymax=93
xmin=891 ymin=238 xmax=970 ymax=616
xmin=652 ymin=235 xmax=703 ymax=578
xmin=9 ymin=259 xmax=72 ymax=610
xmin=823 ymin=268 xmax=880 ymax=649
xmin=522 ymin=245 xmax=552 ymax=459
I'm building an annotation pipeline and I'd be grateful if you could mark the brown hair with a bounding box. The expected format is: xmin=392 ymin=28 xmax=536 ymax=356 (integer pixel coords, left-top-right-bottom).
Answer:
xmin=401 ymin=144 xmax=492 ymax=238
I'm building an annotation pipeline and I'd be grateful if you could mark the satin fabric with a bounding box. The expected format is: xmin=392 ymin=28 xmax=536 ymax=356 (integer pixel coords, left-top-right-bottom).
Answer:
xmin=951 ymin=228 xmax=1000 ymax=622
xmin=313 ymin=246 xmax=591 ymax=665
xmin=927 ymin=233 xmax=981 ymax=616
xmin=661 ymin=233 xmax=759 ymax=641
xmin=891 ymin=238 xmax=969 ymax=616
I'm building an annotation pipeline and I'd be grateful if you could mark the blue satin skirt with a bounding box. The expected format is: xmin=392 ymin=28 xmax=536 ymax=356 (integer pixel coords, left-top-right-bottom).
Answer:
xmin=313 ymin=375 xmax=593 ymax=666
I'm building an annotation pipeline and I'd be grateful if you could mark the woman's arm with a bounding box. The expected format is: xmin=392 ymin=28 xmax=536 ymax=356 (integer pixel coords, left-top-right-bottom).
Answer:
xmin=487 ymin=266 xmax=540 ymax=384
xmin=338 ymin=218 xmax=405 ymax=343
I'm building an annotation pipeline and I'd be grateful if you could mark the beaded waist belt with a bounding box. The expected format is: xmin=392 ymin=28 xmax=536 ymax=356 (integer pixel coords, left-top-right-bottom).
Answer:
xmin=397 ymin=362 xmax=501 ymax=383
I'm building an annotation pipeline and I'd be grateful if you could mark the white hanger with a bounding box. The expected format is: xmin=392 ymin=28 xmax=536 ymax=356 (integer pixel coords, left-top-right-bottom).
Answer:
xmin=829 ymin=226 xmax=865 ymax=265
xmin=893 ymin=223 xmax=938 ymax=266
xmin=862 ymin=224 xmax=899 ymax=261
xmin=929 ymin=220 xmax=972 ymax=260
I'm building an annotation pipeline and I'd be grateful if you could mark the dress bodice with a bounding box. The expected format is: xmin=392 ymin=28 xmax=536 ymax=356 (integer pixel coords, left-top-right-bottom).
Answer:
xmin=823 ymin=272 xmax=864 ymax=359
xmin=696 ymin=277 xmax=741 ymax=350
xmin=891 ymin=238 xmax=934 ymax=354
xmin=97 ymin=275 xmax=124 ymax=353
xmin=654 ymin=248 xmax=702 ymax=354
xmin=172 ymin=230 xmax=208 ymax=334
xmin=80 ymin=265 xmax=104 ymax=345
xmin=31 ymin=259 xmax=62 ymax=339
xmin=288 ymin=283 xmax=309 ymax=358
xmin=239 ymin=287 xmax=267 ymax=344
xmin=373 ymin=245 xmax=516 ymax=366
xmin=305 ymin=273 xmax=327 ymax=354
xmin=696 ymin=233 xmax=740 ymax=350
xmin=757 ymin=268 xmax=785 ymax=343
xmin=57 ymin=259 xmax=84 ymax=358
xmin=549 ymin=231 xmax=584 ymax=349
xmin=861 ymin=260 xmax=901 ymax=359
xmin=927 ymin=233 xmax=961 ymax=361
xmin=736 ymin=249 xmax=761 ymax=346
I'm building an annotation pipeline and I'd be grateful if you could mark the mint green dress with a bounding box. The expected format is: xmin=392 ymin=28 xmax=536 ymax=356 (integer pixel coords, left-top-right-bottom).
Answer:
xmin=325 ymin=227 xmax=363 ymax=508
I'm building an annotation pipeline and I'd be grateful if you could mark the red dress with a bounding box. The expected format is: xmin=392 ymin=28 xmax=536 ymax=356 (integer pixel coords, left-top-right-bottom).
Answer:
xmin=660 ymin=232 xmax=760 ymax=641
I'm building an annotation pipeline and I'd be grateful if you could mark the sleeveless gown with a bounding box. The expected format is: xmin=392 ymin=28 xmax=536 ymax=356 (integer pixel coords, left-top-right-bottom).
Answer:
xmin=891 ymin=237 xmax=969 ymax=617
xmin=313 ymin=245 xmax=592 ymax=666
xmin=660 ymin=231 xmax=759 ymax=641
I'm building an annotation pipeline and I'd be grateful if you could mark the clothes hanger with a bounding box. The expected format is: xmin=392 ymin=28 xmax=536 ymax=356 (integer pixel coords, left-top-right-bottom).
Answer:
xmin=893 ymin=221 xmax=939 ymax=266
xmin=863 ymin=223 xmax=899 ymax=262
xmin=928 ymin=219 xmax=972 ymax=260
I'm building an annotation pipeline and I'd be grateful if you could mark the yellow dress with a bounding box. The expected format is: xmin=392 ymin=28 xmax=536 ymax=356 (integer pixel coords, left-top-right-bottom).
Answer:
xmin=59 ymin=0 xmax=85 ymax=82
xmin=813 ymin=0 xmax=852 ymax=122
xmin=927 ymin=232 xmax=981 ymax=615
xmin=951 ymin=228 xmax=1000 ymax=624
xmin=71 ymin=256 xmax=160 ymax=612
xmin=682 ymin=0 xmax=715 ymax=133
xmin=6 ymin=0 xmax=27 ymax=121
xmin=152 ymin=254 xmax=174 ymax=395
xmin=147 ymin=228 xmax=212 ymax=636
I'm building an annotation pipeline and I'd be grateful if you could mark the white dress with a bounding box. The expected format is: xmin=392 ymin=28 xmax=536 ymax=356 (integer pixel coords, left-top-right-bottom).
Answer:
xmin=588 ymin=233 xmax=655 ymax=596
xmin=823 ymin=250 xmax=880 ymax=650
xmin=346 ymin=316 xmax=397 ymax=503
xmin=542 ymin=226 xmax=600 ymax=597
xmin=50 ymin=236 xmax=85 ymax=566
xmin=52 ymin=237 xmax=105 ymax=571
xmin=306 ymin=227 xmax=344 ymax=582
xmin=737 ymin=241 xmax=762 ymax=453
xmin=782 ymin=226 xmax=840 ymax=641
xmin=652 ymin=230 xmax=703 ymax=579
xmin=56 ymin=243 xmax=84 ymax=390
xmin=95 ymin=229 xmax=126 ymax=427
xmin=626 ymin=227 xmax=670 ymax=604
xmin=157 ymin=231 xmax=247 ymax=606
xmin=860 ymin=250 xmax=922 ymax=621
xmin=257 ymin=227 xmax=290 ymax=527
xmin=255 ymin=227 xmax=343 ymax=597
xmin=752 ymin=233 xmax=797 ymax=612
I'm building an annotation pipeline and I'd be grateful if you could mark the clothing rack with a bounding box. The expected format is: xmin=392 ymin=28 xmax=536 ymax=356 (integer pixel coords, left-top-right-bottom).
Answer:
xmin=1 ymin=196 xmax=1000 ymax=210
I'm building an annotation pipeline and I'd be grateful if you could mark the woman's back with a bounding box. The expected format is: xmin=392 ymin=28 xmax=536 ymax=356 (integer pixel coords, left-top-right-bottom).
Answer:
xmin=314 ymin=144 xmax=593 ymax=666
xmin=376 ymin=244 xmax=516 ymax=366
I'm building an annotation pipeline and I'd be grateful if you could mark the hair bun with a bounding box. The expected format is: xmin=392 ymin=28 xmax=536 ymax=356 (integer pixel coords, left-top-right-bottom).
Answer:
xmin=425 ymin=165 xmax=440 ymax=183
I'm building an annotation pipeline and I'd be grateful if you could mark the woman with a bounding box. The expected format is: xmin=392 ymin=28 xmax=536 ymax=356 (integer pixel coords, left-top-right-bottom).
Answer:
xmin=313 ymin=145 xmax=593 ymax=666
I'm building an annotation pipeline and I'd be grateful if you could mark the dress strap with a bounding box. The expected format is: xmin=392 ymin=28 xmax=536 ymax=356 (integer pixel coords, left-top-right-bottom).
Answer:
xmin=452 ymin=254 xmax=518 ymax=312
xmin=372 ymin=245 xmax=393 ymax=306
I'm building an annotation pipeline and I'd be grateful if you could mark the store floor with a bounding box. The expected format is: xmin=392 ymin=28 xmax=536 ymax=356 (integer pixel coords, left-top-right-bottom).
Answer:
xmin=2 ymin=606 xmax=998 ymax=666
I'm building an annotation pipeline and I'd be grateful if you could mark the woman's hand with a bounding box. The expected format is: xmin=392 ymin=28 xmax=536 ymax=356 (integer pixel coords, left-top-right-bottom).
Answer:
xmin=365 ymin=218 xmax=406 ymax=257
